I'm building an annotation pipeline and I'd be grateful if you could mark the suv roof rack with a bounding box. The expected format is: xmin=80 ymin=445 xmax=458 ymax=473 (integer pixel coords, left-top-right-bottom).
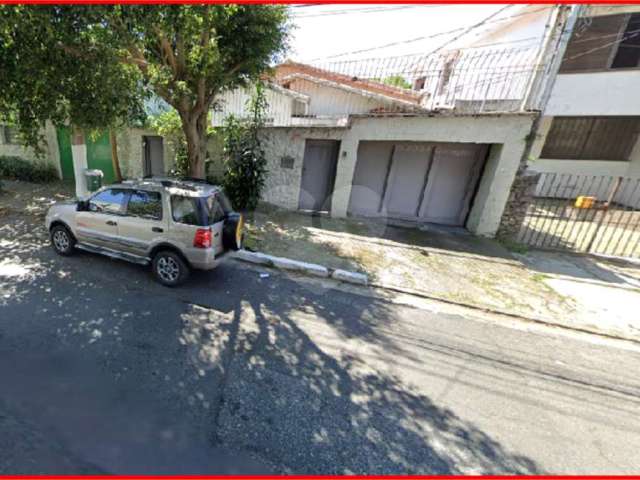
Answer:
xmin=178 ymin=177 xmax=214 ymax=185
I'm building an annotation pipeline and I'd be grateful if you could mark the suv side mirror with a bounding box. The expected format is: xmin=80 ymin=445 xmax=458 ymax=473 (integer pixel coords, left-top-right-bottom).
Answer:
xmin=77 ymin=200 xmax=89 ymax=211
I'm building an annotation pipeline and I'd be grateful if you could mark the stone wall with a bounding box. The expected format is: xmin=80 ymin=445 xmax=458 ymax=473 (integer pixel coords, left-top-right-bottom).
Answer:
xmin=258 ymin=127 xmax=345 ymax=209
xmin=496 ymin=168 xmax=540 ymax=240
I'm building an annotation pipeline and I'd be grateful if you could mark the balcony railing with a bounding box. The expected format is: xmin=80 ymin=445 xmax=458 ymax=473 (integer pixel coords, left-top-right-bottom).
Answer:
xmin=211 ymin=45 xmax=543 ymax=128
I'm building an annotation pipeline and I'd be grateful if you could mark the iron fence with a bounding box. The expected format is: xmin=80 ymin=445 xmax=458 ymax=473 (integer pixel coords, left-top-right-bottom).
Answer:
xmin=517 ymin=173 xmax=640 ymax=259
xmin=212 ymin=45 xmax=542 ymax=127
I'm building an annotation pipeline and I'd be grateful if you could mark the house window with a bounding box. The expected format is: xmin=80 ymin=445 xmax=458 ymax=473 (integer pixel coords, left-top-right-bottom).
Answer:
xmin=292 ymin=99 xmax=307 ymax=117
xmin=560 ymin=13 xmax=640 ymax=73
xmin=611 ymin=13 xmax=640 ymax=68
xmin=541 ymin=116 xmax=640 ymax=161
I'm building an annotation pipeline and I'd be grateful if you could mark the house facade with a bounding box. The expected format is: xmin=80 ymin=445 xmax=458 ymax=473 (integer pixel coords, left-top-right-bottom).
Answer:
xmin=527 ymin=5 xmax=640 ymax=196
xmin=0 ymin=122 xmax=173 ymax=188
xmin=213 ymin=42 xmax=545 ymax=236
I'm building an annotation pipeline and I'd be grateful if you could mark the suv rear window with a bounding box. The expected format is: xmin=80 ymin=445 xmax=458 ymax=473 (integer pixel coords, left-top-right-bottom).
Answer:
xmin=171 ymin=193 xmax=230 ymax=226
xmin=171 ymin=196 xmax=201 ymax=225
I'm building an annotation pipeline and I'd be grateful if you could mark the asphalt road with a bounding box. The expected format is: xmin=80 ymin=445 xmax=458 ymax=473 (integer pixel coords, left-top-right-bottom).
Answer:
xmin=2 ymin=214 xmax=640 ymax=474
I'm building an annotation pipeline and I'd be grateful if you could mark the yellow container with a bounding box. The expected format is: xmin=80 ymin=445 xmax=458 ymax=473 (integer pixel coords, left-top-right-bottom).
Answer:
xmin=575 ymin=196 xmax=596 ymax=209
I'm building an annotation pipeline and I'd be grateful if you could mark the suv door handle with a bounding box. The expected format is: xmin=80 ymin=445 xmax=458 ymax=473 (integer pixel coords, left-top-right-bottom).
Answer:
xmin=106 ymin=220 xmax=117 ymax=226
xmin=152 ymin=227 xmax=164 ymax=233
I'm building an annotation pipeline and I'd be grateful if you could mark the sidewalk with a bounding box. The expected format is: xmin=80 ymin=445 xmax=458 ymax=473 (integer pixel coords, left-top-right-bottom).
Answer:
xmin=245 ymin=206 xmax=640 ymax=342
xmin=3 ymin=180 xmax=639 ymax=343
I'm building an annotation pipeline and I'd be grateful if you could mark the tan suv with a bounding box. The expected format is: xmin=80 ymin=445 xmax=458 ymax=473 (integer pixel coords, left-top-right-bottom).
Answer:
xmin=45 ymin=177 xmax=244 ymax=286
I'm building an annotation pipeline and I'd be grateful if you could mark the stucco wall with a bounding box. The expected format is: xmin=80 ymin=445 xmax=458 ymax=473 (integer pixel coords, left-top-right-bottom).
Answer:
xmin=339 ymin=115 xmax=533 ymax=236
xmin=115 ymin=128 xmax=174 ymax=179
xmin=546 ymin=71 xmax=640 ymax=116
xmin=257 ymin=115 xmax=534 ymax=236
xmin=0 ymin=122 xmax=62 ymax=178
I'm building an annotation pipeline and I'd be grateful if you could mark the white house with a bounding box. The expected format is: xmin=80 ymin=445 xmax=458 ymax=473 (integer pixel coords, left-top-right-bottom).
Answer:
xmin=524 ymin=5 xmax=640 ymax=204
xmin=213 ymin=54 xmax=544 ymax=236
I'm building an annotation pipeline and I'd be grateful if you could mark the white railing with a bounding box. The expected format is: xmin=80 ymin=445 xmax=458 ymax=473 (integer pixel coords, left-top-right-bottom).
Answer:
xmin=211 ymin=45 xmax=542 ymax=128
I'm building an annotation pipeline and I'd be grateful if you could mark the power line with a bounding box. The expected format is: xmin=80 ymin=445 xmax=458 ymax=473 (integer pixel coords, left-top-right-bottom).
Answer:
xmin=420 ymin=5 xmax=513 ymax=58
xmin=292 ymin=5 xmax=444 ymax=18
xmin=563 ymin=27 xmax=640 ymax=61
xmin=457 ymin=36 xmax=541 ymax=50
xmin=312 ymin=6 xmax=552 ymax=61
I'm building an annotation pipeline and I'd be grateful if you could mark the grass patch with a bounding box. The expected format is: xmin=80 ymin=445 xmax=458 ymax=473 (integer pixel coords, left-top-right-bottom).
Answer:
xmin=499 ymin=238 xmax=529 ymax=254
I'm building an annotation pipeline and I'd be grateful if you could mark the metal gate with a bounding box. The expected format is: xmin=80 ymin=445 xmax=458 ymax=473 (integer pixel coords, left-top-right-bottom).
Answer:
xmin=517 ymin=173 xmax=640 ymax=259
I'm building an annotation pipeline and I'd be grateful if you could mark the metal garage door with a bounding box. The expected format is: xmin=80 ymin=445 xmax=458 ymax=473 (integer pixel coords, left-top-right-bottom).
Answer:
xmin=348 ymin=141 xmax=487 ymax=226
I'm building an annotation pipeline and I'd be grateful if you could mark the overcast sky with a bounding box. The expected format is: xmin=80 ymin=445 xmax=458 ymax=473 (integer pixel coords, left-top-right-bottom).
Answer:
xmin=287 ymin=4 xmax=520 ymax=63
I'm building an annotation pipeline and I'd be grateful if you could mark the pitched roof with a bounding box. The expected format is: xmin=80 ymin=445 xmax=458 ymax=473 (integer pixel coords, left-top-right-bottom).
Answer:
xmin=273 ymin=61 xmax=422 ymax=105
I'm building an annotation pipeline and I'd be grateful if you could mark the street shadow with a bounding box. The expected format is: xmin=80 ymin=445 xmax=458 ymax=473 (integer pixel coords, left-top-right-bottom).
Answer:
xmin=188 ymin=279 xmax=543 ymax=474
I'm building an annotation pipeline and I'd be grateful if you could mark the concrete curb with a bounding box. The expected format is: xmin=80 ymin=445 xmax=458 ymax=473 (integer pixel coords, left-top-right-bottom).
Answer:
xmin=369 ymin=281 xmax=640 ymax=346
xmin=233 ymin=250 xmax=367 ymax=285
xmin=233 ymin=251 xmax=639 ymax=345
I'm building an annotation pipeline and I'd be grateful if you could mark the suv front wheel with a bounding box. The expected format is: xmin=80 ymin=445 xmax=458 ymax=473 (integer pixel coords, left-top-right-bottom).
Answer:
xmin=50 ymin=224 xmax=76 ymax=256
xmin=152 ymin=250 xmax=190 ymax=287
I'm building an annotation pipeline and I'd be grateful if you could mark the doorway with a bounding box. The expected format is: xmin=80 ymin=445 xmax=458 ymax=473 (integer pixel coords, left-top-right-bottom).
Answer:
xmin=143 ymin=136 xmax=164 ymax=177
xmin=298 ymin=139 xmax=340 ymax=212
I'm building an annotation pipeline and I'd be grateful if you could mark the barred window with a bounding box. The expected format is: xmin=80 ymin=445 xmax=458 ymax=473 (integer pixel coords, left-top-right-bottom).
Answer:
xmin=560 ymin=13 xmax=640 ymax=73
xmin=541 ymin=117 xmax=640 ymax=161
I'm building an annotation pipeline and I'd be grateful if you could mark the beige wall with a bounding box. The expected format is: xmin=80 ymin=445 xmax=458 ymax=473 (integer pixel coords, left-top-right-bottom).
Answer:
xmin=0 ymin=122 xmax=62 ymax=178
xmin=257 ymin=114 xmax=535 ymax=237
xmin=115 ymin=127 xmax=174 ymax=179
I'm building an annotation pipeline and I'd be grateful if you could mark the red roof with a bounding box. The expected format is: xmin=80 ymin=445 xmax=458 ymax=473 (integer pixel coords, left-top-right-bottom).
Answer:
xmin=273 ymin=61 xmax=421 ymax=105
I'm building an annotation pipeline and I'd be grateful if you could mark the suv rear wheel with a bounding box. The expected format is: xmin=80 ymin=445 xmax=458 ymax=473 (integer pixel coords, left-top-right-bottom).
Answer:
xmin=50 ymin=224 xmax=76 ymax=256
xmin=152 ymin=250 xmax=190 ymax=287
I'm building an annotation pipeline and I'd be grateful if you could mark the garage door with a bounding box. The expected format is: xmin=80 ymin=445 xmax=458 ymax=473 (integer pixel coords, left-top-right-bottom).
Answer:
xmin=348 ymin=141 xmax=488 ymax=226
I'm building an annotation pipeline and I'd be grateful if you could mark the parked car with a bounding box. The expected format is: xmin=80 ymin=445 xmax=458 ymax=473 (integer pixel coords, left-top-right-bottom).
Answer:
xmin=45 ymin=177 xmax=244 ymax=286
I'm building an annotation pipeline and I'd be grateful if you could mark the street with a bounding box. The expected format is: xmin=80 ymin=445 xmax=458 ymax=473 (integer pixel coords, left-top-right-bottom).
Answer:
xmin=2 ymin=214 xmax=640 ymax=474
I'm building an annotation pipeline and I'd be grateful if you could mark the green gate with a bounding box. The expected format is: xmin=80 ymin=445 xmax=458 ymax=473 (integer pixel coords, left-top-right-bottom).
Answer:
xmin=56 ymin=128 xmax=116 ymax=185
xmin=56 ymin=126 xmax=75 ymax=182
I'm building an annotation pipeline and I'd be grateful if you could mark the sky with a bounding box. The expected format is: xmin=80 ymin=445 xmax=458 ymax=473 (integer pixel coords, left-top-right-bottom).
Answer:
xmin=287 ymin=4 xmax=538 ymax=63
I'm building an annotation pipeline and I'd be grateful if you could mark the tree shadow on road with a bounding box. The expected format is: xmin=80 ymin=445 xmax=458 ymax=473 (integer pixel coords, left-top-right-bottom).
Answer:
xmin=185 ymin=281 xmax=543 ymax=475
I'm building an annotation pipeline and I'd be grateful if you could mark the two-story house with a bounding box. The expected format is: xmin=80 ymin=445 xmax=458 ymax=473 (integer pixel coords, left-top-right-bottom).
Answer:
xmin=528 ymin=5 xmax=640 ymax=200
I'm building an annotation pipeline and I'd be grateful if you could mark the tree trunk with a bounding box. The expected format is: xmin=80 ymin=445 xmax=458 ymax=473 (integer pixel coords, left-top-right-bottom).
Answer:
xmin=182 ymin=110 xmax=209 ymax=179
xmin=109 ymin=129 xmax=123 ymax=182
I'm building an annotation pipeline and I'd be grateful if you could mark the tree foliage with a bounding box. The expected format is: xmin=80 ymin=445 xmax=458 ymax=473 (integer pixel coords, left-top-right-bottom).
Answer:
xmin=0 ymin=5 xmax=290 ymax=176
xmin=222 ymin=83 xmax=268 ymax=211
xmin=149 ymin=109 xmax=189 ymax=177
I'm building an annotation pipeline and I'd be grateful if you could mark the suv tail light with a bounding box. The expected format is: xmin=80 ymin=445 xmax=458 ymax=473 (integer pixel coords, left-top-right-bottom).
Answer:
xmin=193 ymin=227 xmax=212 ymax=249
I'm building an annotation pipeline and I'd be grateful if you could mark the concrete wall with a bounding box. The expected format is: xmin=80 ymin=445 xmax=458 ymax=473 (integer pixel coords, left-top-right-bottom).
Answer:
xmin=115 ymin=127 xmax=173 ymax=179
xmin=257 ymin=114 xmax=534 ymax=237
xmin=0 ymin=122 xmax=62 ymax=178
xmin=546 ymin=71 xmax=640 ymax=116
